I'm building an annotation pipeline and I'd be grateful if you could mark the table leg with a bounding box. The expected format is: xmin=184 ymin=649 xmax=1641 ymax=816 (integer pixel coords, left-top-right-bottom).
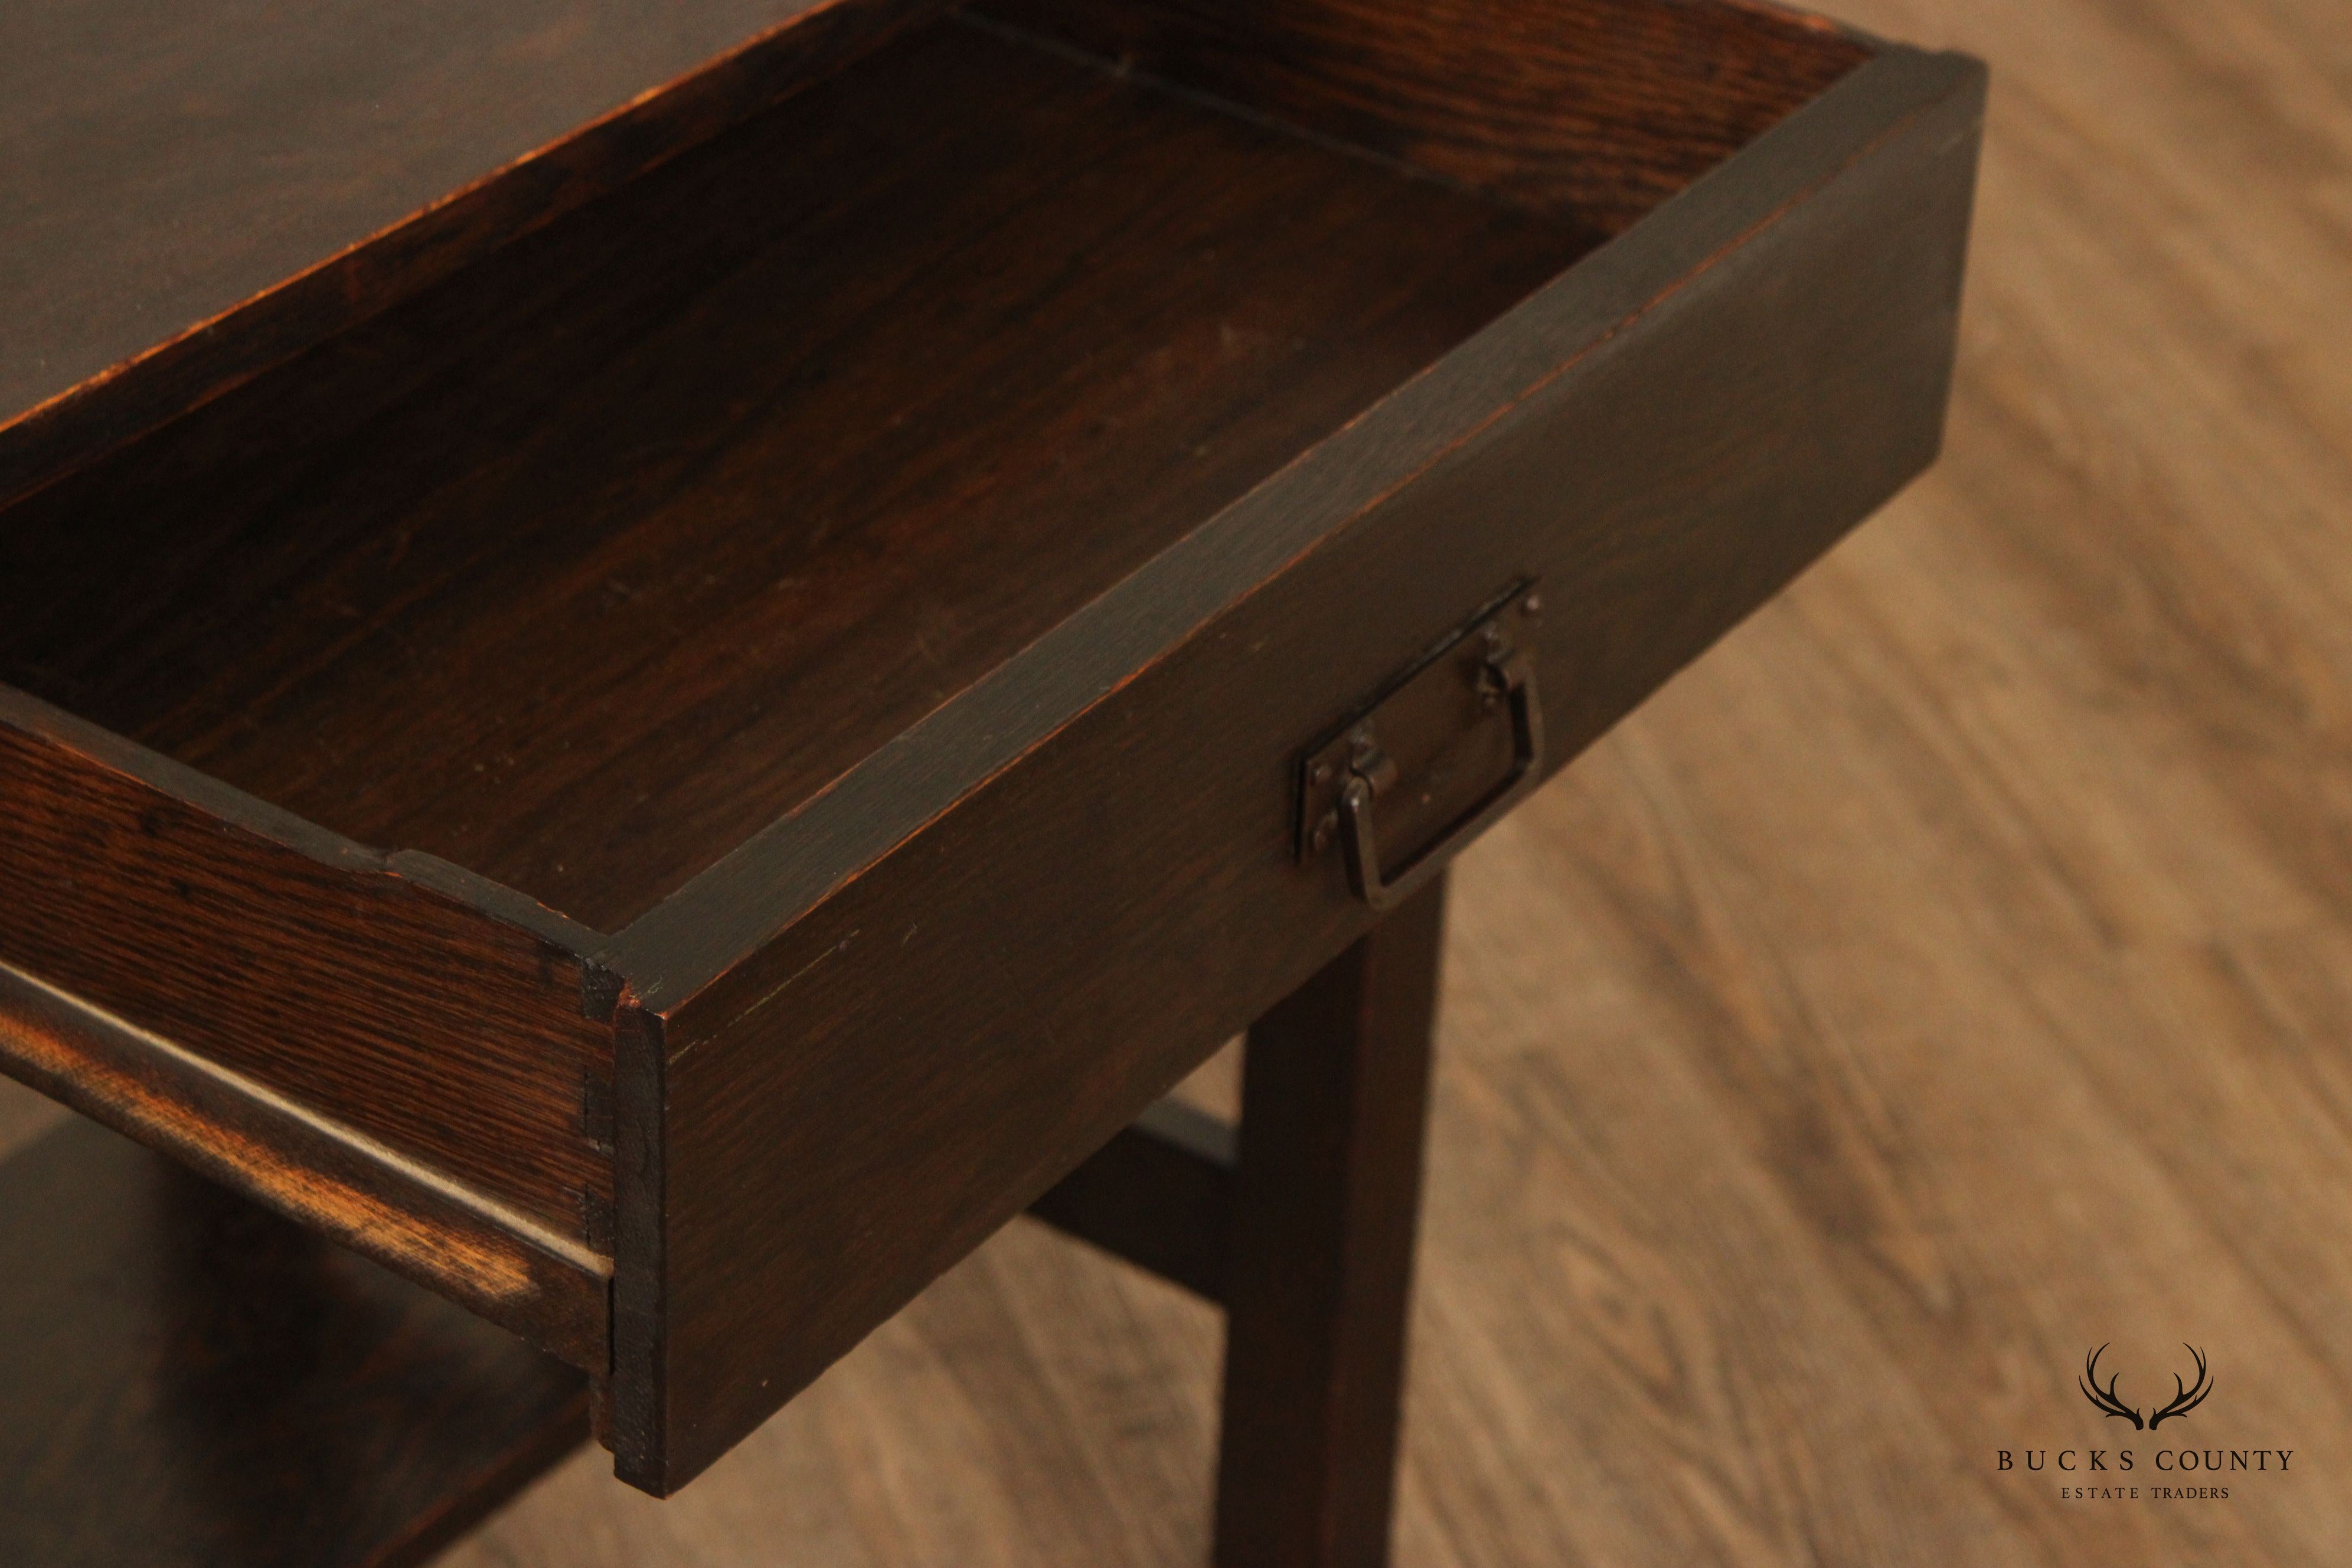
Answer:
xmin=1213 ymin=872 xmax=1447 ymax=1568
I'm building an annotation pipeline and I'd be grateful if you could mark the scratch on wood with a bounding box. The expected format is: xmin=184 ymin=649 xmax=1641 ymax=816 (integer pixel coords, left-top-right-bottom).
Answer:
xmin=671 ymin=931 xmax=861 ymax=1066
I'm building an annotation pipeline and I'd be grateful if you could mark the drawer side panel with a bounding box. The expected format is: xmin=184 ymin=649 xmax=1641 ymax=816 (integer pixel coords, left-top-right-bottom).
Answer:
xmin=0 ymin=692 xmax=615 ymax=1360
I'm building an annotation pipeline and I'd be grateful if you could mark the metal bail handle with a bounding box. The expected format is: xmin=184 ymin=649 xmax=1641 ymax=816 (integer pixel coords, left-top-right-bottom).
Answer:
xmin=1337 ymin=646 xmax=1544 ymax=912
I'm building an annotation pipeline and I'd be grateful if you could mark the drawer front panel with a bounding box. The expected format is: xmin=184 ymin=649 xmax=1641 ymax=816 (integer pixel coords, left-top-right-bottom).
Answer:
xmin=615 ymin=48 xmax=1985 ymax=1491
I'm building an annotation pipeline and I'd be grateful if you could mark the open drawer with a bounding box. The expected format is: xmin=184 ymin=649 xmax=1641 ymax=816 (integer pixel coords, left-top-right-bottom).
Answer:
xmin=0 ymin=0 xmax=1982 ymax=1494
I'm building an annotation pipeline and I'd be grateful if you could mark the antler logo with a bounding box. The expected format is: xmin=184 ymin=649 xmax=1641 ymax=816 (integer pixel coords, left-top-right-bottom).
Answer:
xmin=2080 ymin=1344 xmax=2213 ymax=1430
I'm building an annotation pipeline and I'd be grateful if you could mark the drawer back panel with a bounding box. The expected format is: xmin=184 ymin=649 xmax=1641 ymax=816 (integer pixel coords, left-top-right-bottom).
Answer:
xmin=979 ymin=0 xmax=1873 ymax=228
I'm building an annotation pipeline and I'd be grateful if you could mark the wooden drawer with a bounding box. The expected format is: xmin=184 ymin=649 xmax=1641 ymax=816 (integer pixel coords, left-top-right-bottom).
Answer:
xmin=0 ymin=0 xmax=1982 ymax=1494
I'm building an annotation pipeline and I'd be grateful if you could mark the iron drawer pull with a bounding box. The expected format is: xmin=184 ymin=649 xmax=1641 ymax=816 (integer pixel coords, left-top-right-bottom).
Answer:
xmin=1336 ymin=643 xmax=1544 ymax=912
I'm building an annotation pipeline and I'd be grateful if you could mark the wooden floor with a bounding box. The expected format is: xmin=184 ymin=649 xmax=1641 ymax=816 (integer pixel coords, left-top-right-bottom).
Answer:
xmin=6 ymin=0 xmax=2350 ymax=1560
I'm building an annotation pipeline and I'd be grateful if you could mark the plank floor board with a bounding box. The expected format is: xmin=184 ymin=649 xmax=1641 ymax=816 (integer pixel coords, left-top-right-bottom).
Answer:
xmin=6 ymin=0 xmax=2347 ymax=1560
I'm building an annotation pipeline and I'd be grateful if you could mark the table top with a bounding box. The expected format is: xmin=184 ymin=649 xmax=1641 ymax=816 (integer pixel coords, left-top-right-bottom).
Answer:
xmin=0 ymin=0 xmax=889 ymax=502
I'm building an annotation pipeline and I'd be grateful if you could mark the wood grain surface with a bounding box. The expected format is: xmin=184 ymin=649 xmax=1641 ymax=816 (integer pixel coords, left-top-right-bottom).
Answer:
xmin=0 ymin=953 xmax=612 ymax=1370
xmin=0 ymin=690 xmax=615 ymax=1363
xmin=421 ymin=0 xmax=2352 ymax=1559
xmin=0 ymin=2 xmax=1902 ymax=1470
xmin=1216 ymin=877 xmax=1446 ymax=1568
xmin=979 ymin=0 xmax=1870 ymax=230
xmin=0 ymin=17 xmax=1595 ymax=934
xmin=607 ymin=41 xmax=1972 ymax=1494
xmin=0 ymin=0 xmax=954 ymax=509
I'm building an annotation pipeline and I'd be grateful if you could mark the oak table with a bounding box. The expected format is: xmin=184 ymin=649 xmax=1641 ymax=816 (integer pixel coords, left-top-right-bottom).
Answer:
xmin=0 ymin=0 xmax=1982 ymax=1561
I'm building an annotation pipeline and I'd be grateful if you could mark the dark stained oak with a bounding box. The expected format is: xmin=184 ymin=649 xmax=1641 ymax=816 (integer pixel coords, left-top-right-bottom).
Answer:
xmin=1025 ymin=886 xmax=1448 ymax=1568
xmin=0 ymin=690 xmax=615 ymax=1367
xmin=614 ymin=43 xmax=1981 ymax=1493
xmin=0 ymin=948 xmax=610 ymax=1372
xmin=424 ymin=2 xmax=2352 ymax=1550
xmin=1028 ymin=1097 xmax=1240 ymax=1306
xmin=0 ymin=0 xmax=1981 ymax=1503
xmin=979 ymin=0 xmax=1873 ymax=230
xmin=1216 ymin=874 xmax=1448 ymax=1568
xmin=0 ymin=1116 xmax=588 ymax=1568
xmin=0 ymin=0 xmax=959 ymax=510
xmin=0 ymin=18 xmax=1599 ymax=934
xmin=0 ymin=12 xmax=1592 ymax=1373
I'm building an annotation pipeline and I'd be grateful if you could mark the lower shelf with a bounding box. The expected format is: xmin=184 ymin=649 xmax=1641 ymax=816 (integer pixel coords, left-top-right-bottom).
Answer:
xmin=0 ymin=1116 xmax=588 ymax=1568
